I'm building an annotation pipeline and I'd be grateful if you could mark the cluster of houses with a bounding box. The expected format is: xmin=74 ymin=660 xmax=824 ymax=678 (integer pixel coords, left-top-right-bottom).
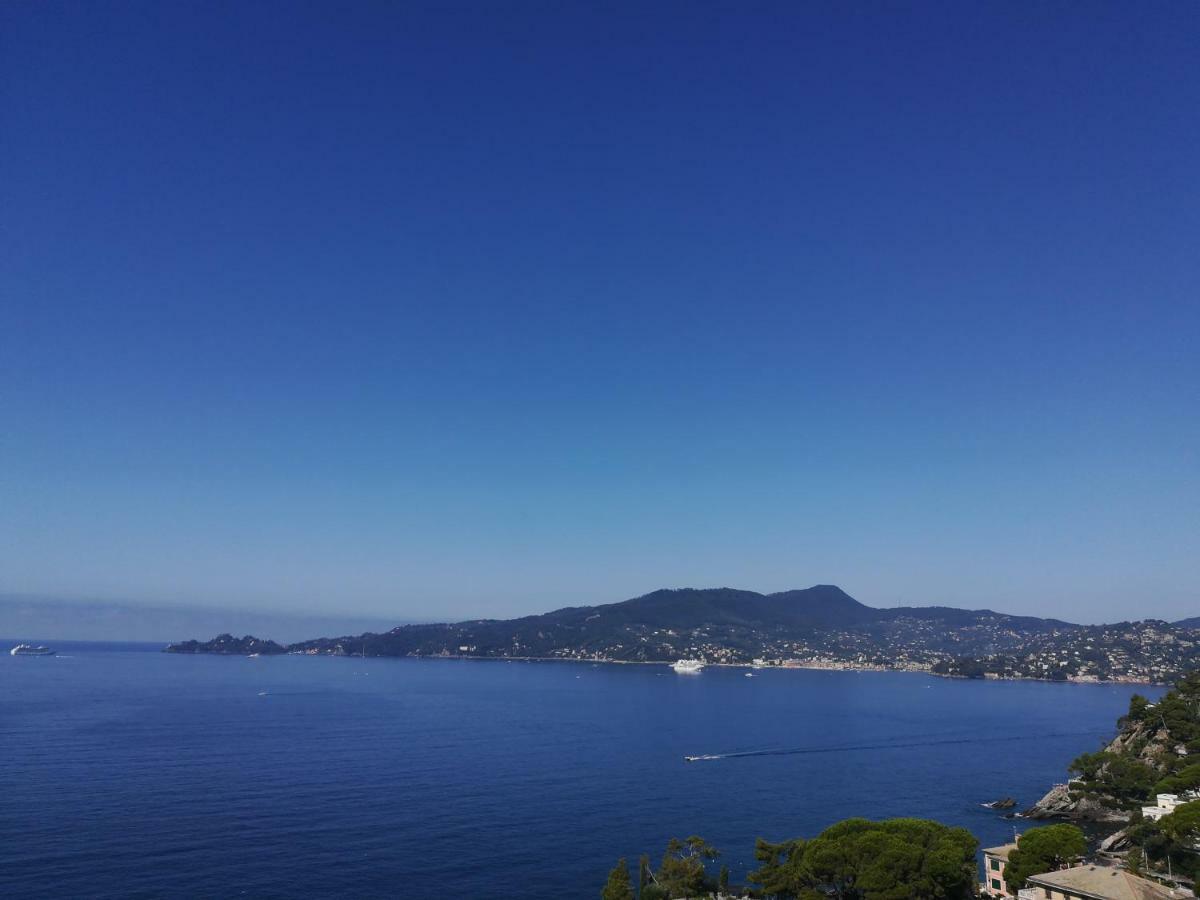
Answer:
xmin=981 ymin=839 xmax=1193 ymax=900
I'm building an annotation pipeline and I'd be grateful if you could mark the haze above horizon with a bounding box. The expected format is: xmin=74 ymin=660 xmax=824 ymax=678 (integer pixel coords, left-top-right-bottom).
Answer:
xmin=2 ymin=2 xmax=1197 ymax=629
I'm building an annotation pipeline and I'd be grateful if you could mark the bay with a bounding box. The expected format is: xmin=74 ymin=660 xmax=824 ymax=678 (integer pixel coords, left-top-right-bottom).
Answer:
xmin=0 ymin=642 xmax=1162 ymax=897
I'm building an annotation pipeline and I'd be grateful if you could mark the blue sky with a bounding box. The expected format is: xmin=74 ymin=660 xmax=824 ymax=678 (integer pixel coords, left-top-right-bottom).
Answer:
xmin=2 ymin=2 xmax=1197 ymax=627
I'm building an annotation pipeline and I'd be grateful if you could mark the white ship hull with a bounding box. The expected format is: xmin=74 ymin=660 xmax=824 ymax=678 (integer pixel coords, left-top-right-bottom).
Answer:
xmin=10 ymin=644 xmax=55 ymax=656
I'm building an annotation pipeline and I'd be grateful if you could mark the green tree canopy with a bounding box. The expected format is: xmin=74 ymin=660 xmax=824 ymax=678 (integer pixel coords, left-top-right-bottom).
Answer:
xmin=1068 ymin=750 xmax=1158 ymax=806
xmin=1156 ymin=674 xmax=1200 ymax=745
xmin=1125 ymin=849 xmax=1145 ymax=875
xmin=1069 ymin=750 xmax=1108 ymax=782
xmin=1156 ymin=762 xmax=1200 ymax=795
xmin=1127 ymin=694 xmax=1151 ymax=723
xmin=601 ymin=858 xmax=634 ymax=900
xmin=748 ymin=837 xmax=809 ymax=897
xmin=1159 ymin=800 xmax=1200 ymax=844
xmin=1004 ymin=824 xmax=1087 ymax=890
xmin=654 ymin=836 xmax=719 ymax=899
xmin=747 ymin=817 xmax=977 ymax=899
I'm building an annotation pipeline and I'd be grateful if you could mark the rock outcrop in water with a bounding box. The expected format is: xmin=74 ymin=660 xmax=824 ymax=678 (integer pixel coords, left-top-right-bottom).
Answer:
xmin=1023 ymin=782 xmax=1127 ymax=823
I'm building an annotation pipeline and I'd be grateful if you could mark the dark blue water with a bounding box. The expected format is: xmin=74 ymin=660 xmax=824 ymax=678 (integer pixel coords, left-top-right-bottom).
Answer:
xmin=1 ymin=643 xmax=1162 ymax=897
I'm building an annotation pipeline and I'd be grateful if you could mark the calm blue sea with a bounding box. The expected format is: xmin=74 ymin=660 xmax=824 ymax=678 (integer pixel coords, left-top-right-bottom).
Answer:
xmin=1 ymin=642 xmax=1163 ymax=898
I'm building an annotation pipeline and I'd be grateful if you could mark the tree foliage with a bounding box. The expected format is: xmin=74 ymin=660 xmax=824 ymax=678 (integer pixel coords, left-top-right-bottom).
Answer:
xmin=1127 ymin=806 xmax=1200 ymax=881
xmin=1155 ymin=762 xmax=1200 ymax=795
xmin=1068 ymin=751 xmax=1159 ymax=807
xmin=749 ymin=837 xmax=808 ymax=897
xmin=1003 ymin=824 xmax=1086 ymax=890
xmin=602 ymin=858 xmax=634 ymax=900
xmin=1159 ymin=800 xmax=1200 ymax=844
xmin=655 ymin=836 xmax=719 ymax=898
xmin=747 ymin=817 xmax=977 ymax=899
xmin=1155 ymin=673 xmax=1200 ymax=745
xmin=1125 ymin=849 xmax=1144 ymax=875
xmin=1127 ymin=694 xmax=1151 ymax=723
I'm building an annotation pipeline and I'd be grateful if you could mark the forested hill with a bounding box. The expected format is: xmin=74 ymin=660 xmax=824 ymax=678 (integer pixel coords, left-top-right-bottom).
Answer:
xmin=493 ymin=584 xmax=1070 ymax=633
xmin=165 ymin=585 xmax=1200 ymax=683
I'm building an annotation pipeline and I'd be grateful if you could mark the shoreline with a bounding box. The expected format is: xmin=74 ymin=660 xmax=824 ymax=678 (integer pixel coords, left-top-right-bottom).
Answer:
xmin=271 ymin=650 xmax=1164 ymax=686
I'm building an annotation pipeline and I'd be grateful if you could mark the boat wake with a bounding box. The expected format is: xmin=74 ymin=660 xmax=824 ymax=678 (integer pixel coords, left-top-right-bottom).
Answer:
xmin=683 ymin=729 xmax=1108 ymax=763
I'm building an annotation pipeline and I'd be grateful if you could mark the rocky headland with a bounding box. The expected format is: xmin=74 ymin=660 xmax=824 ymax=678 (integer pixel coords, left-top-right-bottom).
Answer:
xmin=165 ymin=633 xmax=286 ymax=655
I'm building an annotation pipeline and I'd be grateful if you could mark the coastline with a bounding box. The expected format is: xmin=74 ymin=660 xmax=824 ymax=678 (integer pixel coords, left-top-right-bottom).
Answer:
xmin=270 ymin=650 xmax=1164 ymax=686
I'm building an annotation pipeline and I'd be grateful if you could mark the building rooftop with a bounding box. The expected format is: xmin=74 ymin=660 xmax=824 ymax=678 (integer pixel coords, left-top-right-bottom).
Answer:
xmin=983 ymin=842 xmax=1019 ymax=860
xmin=1027 ymin=865 xmax=1191 ymax=900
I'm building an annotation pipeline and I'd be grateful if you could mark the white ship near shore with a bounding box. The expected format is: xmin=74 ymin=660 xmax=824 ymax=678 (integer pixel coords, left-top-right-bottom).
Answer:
xmin=10 ymin=644 xmax=55 ymax=657
xmin=671 ymin=659 xmax=704 ymax=674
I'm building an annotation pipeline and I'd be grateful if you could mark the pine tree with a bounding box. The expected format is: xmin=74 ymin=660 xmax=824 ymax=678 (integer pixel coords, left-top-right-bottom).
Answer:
xmin=602 ymin=858 xmax=635 ymax=900
xmin=1005 ymin=824 xmax=1087 ymax=891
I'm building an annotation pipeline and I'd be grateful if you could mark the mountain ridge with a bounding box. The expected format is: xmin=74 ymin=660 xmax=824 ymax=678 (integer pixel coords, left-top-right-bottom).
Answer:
xmin=165 ymin=585 xmax=1199 ymax=683
xmin=448 ymin=584 xmax=1075 ymax=629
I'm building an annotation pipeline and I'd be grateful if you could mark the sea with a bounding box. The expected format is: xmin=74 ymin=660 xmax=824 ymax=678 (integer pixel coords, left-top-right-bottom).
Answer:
xmin=1 ymin=641 xmax=1163 ymax=898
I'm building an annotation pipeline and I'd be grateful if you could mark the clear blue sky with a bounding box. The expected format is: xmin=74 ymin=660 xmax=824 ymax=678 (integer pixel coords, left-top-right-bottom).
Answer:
xmin=2 ymin=1 xmax=1197 ymax=626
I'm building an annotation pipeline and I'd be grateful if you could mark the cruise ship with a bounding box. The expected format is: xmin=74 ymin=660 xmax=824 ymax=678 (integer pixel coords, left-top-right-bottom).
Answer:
xmin=10 ymin=644 xmax=55 ymax=657
xmin=671 ymin=658 xmax=704 ymax=673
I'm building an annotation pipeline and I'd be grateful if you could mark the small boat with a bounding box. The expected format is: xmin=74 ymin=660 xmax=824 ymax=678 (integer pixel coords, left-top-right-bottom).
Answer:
xmin=672 ymin=659 xmax=704 ymax=674
xmin=10 ymin=644 xmax=55 ymax=657
xmin=744 ymin=672 xmax=756 ymax=678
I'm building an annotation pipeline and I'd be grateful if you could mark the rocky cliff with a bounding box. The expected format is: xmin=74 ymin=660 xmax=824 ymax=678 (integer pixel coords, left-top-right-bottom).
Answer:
xmin=1024 ymin=678 xmax=1200 ymax=823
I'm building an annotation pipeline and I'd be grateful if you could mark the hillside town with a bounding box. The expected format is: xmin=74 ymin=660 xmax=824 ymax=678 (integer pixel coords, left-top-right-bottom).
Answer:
xmin=544 ymin=617 xmax=1198 ymax=685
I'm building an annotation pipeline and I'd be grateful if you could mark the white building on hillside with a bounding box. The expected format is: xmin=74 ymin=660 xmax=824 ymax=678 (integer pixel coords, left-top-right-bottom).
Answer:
xmin=1141 ymin=792 xmax=1198 ymax=822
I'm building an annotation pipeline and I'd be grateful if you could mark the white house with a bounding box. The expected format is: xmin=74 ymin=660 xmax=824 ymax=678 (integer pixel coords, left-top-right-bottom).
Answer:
xmin=1141 ymin=792 xmax=1197 ymax=822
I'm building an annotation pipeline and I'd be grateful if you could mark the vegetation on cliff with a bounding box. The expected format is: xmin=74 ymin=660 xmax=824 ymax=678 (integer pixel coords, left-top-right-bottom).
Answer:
xmin=607 ymin=817 xmax=977 ymax=899
xmin=1066 ymin=674 xmax=1200 ymax=809
xmin=1024 ymin=672 xmax=1200 ymax=879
